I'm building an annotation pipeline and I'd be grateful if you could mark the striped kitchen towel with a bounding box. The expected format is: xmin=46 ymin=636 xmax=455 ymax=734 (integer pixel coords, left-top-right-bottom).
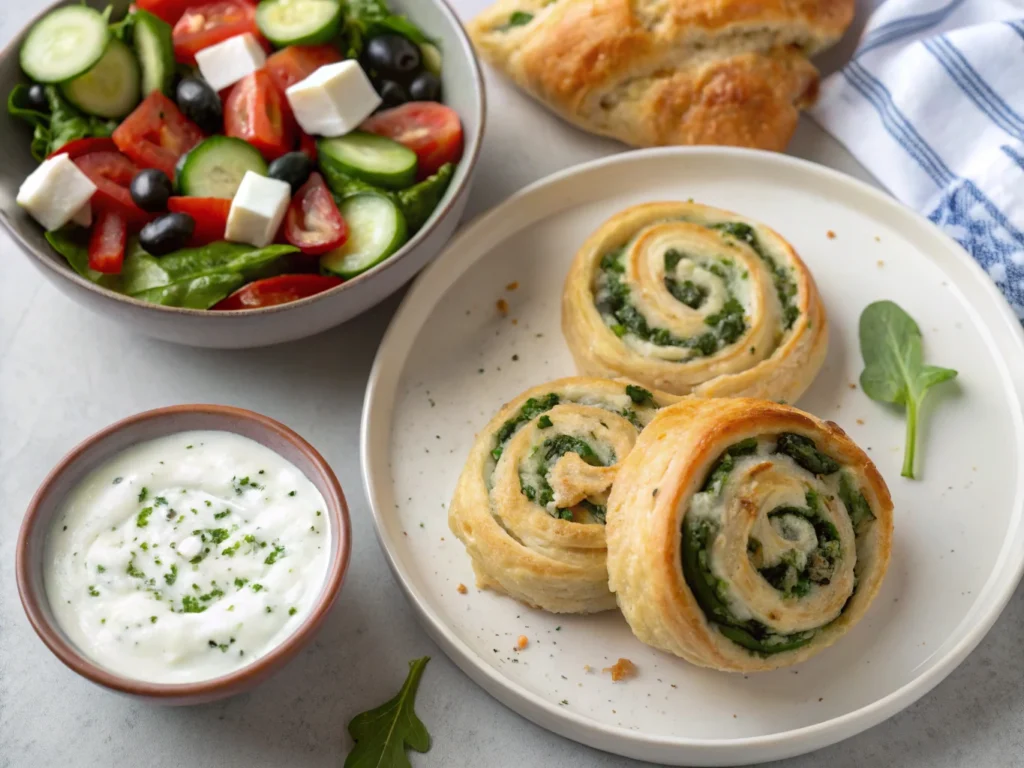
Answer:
xmin=810 ymin=0 xmax=1024 ymax=320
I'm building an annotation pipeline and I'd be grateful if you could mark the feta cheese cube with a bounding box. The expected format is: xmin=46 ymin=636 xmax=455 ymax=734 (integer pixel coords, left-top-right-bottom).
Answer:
xmin=17 ymin=154 xmax=97 ymax=231
xmin=225 ymin=171 xmax=292 ymax=247
xmin=195 ymin=33 xmax=266 ymax=92
xmin=286 ymin=61 xmax=381 ymax=137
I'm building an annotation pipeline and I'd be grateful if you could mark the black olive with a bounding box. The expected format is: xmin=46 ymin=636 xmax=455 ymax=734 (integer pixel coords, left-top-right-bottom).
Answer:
xmin=267 ymin=152 xmax=314 ymax=193
xmin=364 ymin=34 xmax=421 ymax=78
xmin=26 ymin=83 xmax=49 ymax=112
xmin=175 ymin=77 xmax=222 ymax=134
xmin=377 ymin=79 xmax=410 ymax=109
xmin=130 ymin=169 xmax=173 ymax=212
xmin=139 ymin=213 xmax=195 ymax=256
xmin=408 ymin=72 xmax=441 ymax=103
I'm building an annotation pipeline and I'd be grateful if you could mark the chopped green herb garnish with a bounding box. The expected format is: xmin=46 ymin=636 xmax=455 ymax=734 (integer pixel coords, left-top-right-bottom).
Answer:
xmin=136 ymin=507 xmax=153 ymax=528
xmin=138 ymin=487 xmax=148 ymax=502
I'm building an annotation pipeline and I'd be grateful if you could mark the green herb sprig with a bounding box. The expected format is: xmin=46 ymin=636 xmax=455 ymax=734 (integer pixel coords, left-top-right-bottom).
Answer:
xmin=344 ymin=657 xmax=431 ymax=768
xmin=858 ymin=300 xmax=957 ymax=479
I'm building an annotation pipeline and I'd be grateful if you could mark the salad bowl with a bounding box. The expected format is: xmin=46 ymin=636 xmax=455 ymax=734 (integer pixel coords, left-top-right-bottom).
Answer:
xmin=0 ymin=0 xmax=484 ymax=348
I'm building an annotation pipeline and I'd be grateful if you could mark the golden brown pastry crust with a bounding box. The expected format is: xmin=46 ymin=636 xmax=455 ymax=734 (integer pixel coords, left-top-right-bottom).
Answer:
xmin=448 ymin=376 xmax=680 ymax=614
xmin=605 ymin=397 xmax=893 ymax=672
xmin=562 ymin=201 xmax=828 ymax=400
xmin=468 ymin=0 xmax=854 ymax=150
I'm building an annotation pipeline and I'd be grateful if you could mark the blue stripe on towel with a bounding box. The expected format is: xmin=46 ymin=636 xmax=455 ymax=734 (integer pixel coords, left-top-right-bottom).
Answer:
xmin=858 ymin=0 xmax=966 ymax=55
xmin=844 ymin=62 xmax=955 ymax=187
xmin=1001 ymin=144 xmax=1024 ymax=171
xmin=1006 ymin=19 xmax=1024 ymax=44
xmin=841 ymin=63 xmax=1024 ymax=318
xmin=923 ymin=37 xmax=1024 ymax=139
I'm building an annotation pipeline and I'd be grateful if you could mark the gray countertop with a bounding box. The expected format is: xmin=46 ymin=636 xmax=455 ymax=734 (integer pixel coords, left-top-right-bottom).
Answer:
xmin=2 ymin=1 xmax=1023 ymax=766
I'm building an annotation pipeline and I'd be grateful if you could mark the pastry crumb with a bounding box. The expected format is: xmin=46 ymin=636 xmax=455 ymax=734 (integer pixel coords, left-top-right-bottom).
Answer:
xmin=583 ymin=664 xmax=593 ymax=673
xmin=603 ymin=658 xmax=637 ymax=682
xmin=874 ymin=235 xmax=881 ymax=242
xmin=511 ymin=318 xmax=518 ymax=325
xmin=496 ymin=299 xmax=509 ymax=316
xmin=506 ymin=281 xmax=519 ymax=291
xmin=826 ymin=230 xmax=836 ymax=239
xmin=848 ymin=383 xmax=857 ymax=389
xmin=877 ymin=260 xmax=884 ymax=267
xmin=516 ymin=635 xmax=529 ymax=650
xmin=457 ymin=583 xmax=468 ymax=594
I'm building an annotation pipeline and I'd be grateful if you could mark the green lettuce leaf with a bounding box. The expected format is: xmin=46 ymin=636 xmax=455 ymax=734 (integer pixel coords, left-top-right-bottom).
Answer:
xmin=44 ymin=229 xmax=123 ymax=290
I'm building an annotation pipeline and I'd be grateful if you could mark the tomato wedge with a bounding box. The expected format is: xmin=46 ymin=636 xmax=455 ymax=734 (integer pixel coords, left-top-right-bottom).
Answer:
xmin=265 ymin=45 xmax=341 ymax=94
xmin=47 ymin=137 xmax=117 ymax=160
xmin=361 ymin=102 xmax=464 ymax=179
xmin=225 ymin=70 xmax=293 ymax=161
xmin=73 ymin=151 xmax=151 ymax=225
xmin=283 ymin=173 xmax=347 ymax=255
xmin=88 ymin=208 xmax=128 ymax=274
xmin=135 ymin=0 xmax=198 ymax=25
xmin=167 ymin=197 xmax=231 ymax=244
xmin=113 ymin=92 xmax=204 ymax=178
xmin=172 ymin=1 xmax=262 ymax=65
xmin=212 ymin=274 xmax=343 ymax=310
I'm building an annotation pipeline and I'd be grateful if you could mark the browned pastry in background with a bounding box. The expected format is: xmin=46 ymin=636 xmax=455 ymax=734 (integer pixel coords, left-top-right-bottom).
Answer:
xmin=468 ymin=0 xmax=855 ymax=151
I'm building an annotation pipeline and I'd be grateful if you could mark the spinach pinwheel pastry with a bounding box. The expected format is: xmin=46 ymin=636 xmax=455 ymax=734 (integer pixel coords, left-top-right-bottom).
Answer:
xmin=605 ymin=397 xmax=893 ymax=671
xmin=562 ymin=202 xmax=828 ymax=400
xmin=449 ymin=377 xmax=679 ymax=614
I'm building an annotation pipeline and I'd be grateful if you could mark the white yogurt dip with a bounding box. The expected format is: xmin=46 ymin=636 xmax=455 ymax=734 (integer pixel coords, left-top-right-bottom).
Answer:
xmin=44 ymin=430 xmax=331 ymax=684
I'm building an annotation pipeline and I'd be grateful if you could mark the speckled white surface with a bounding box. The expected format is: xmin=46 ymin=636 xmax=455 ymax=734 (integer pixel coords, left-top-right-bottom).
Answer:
xmin=3 ymin=1 xmax=1024 ymax=766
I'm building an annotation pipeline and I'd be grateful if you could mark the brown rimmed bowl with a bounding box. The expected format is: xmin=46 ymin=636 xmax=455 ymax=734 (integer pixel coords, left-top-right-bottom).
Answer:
xmin=15 ymin=405 xmax=351 ymax=705
xmin=0 ymin=0 xmax=485 ymax=349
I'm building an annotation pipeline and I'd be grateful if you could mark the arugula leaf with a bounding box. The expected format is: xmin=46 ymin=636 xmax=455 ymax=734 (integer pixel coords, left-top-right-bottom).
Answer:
xmin=8 ymin=85 xmax=116 ymax=160
xmin=344 ymin=657 xmax=431 ymax=768
xmin=858 ymin=300 xmax=957 ymax=479
xmin=44 ymin=229 xmax=123 ymax=290
xmin=342 ymin=0 xmax=432 ymax=58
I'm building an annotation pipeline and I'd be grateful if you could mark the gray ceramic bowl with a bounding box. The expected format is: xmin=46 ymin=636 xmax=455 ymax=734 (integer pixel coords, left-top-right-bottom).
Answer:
xmin=0 ymin=0 xmax=484 ymax=348
xmin=17 ymin=405 xmax=351 ymax=704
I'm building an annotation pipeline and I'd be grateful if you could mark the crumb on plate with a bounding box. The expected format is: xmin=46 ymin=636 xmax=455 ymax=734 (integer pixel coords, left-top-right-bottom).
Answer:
xmin=827 ymin=230 xmax=836 ymax=239
xmin=516 ymin=635 xmax=529 ymax=650
xmin=506 ymin=281 xmax=519 ymax=291
xmin=457 ymin=583 xmax=468 ymax=594
xmin=603 ymin=658 xmax=637 ymax=682
xmin=496 ymin=299 xmax=509 ymax=316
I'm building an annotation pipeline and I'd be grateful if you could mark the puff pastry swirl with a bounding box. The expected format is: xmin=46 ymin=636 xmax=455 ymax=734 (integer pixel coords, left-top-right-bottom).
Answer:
xmin=449 ymin=377 xmax=679 ymax=614
xmin=468 ymin=0 xmax=854 ymax=150
xmin=606 ymin=397 xmax=893 ymax=671
xmin=562 ymin=201 xmax=828 ymax=401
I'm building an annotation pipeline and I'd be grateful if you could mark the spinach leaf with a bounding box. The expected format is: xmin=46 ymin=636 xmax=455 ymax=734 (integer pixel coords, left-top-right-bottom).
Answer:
xmin=132 ymin=274 xmax=245 ymax=309
xmin=344 ymin=657 xmax=431 ymax=768
xmin=44 ymin=229 xmax=123 ymax=290
xmin=321 ymin=159 xmax=385 ymax=200
xmin=395 ymin=163 xmax=454 ymax=234
xmin=625 ymin=384 xmax=653 ymax=405
xmin=775 ymin=433 xmax=839 ymax=476
xmin=858 ymin=300 xmax=957 ymax=479
xmin=121 ymin=240 xmax=296 ymax=295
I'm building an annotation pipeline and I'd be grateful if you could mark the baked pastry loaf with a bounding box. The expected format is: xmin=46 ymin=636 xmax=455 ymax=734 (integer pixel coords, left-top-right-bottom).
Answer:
xmin=562 ymin=201 xmax=827 ymax=400
xmin=468 ymin=0 xmax=854 ymax=150
xmin=605 ymin=397 xmax=893 ymax=672
xmin=449 ymin=376 xmax=679 ymax=613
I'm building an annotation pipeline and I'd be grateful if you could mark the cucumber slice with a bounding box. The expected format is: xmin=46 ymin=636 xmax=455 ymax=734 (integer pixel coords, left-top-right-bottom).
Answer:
xmin=20 ymin=6 xmax=112 ymax=84
xmin=134 ymin=10 xmax=175 ymax=96
xmin=61 ymin=39 xmax=141 ymax=119
xmin=178 ymin=136 xmax=269 ymax=198
xmin=317 ymin=132 xmax=418 ymax=190
xmin=320 ymin=193 xmax=407 ymax=278
xmin=255 ymin=0 xmax=342 ymax=46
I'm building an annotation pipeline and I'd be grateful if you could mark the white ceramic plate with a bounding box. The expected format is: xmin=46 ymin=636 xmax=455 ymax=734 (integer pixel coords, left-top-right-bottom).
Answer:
xmin=361 ymin=148 xmax=1024 ymax=766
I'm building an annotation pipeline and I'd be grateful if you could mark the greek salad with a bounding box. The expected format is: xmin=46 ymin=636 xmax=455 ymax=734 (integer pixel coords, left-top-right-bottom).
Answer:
xmin=9 ymin=0 xmax=464 ymax=310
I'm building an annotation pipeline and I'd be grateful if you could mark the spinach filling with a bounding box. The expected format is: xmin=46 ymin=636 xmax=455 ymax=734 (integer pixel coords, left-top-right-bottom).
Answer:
xmin=491 ymin=393 xmax=560 ymax=461
xmin=519 ymin=435 xmax=611 ymax=523
xmin=681 ymin=435 xmax=874 ymax=656
xmin=595 ymin=248 xmax=747 ymax=356
xmin=710 ymin=222 xmax=800 ymax=329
